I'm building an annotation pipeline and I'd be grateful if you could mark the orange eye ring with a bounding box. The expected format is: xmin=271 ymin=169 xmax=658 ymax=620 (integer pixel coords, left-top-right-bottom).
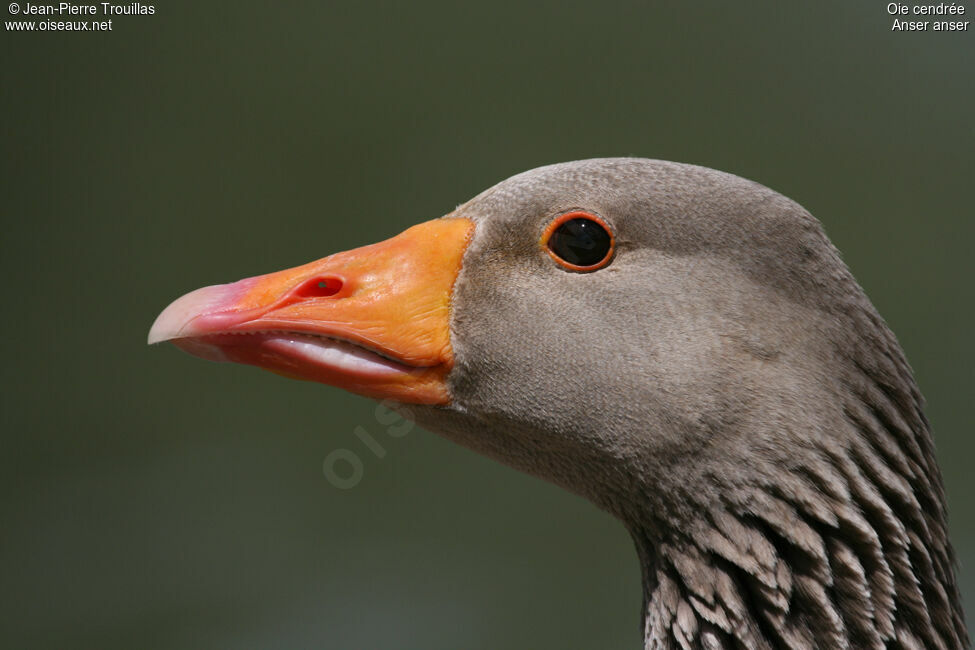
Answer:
xmin=540 ymin=211 xmax=615 ymax=272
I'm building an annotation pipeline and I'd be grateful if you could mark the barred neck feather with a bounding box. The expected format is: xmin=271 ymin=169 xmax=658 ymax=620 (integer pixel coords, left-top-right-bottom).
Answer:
xmin=631 ymin=305 xmax=968 ymax=650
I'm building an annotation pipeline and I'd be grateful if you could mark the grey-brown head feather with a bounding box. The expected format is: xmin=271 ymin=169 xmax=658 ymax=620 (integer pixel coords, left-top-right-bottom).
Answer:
xmin=406 ymin=159 xmax=968 ymax=648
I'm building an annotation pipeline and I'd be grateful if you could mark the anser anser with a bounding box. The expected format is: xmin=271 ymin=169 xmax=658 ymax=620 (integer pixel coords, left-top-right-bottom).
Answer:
xmin=149 ymin=159 xmax=968 ymax=649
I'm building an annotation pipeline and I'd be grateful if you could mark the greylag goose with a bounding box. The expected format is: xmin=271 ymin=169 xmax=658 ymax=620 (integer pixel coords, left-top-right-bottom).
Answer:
xmin=149 ymin=159 xmax=968 ymax=649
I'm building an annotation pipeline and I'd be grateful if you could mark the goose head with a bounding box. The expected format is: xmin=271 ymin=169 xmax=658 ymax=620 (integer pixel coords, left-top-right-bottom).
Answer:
xmin=149 ymin=159 xmax=967 ymax=649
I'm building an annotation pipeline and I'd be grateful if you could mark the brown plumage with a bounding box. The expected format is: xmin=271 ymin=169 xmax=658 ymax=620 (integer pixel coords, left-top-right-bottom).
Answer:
xmin=151 ymin=159 xmax=969 ymax=648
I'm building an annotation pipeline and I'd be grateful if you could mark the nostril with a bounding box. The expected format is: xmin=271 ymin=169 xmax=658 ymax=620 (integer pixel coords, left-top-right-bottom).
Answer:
xmin=296 ymin=276 xmax=344 ymax=298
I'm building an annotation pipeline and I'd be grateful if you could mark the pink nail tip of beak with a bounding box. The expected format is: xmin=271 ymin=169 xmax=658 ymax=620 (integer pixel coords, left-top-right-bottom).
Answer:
xmin=147 ymin=280 xmax=254 ymax=345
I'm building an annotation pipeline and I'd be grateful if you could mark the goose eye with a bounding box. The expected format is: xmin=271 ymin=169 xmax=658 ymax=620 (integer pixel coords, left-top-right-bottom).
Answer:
xmin=542 ymin=212 xmax=614 ymax=271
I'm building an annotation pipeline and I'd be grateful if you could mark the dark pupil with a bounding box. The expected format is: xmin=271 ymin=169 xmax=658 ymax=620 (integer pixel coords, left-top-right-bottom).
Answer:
xmin=548 ymin=218 xmax=611 ymax=267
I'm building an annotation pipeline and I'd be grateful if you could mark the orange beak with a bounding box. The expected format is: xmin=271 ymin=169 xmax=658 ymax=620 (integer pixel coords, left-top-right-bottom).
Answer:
xmin=148 ymin=217 xmax=474 ymax=405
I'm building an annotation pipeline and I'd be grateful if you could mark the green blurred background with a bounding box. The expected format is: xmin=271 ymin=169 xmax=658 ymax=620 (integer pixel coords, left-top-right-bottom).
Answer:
xmin=2 ymin=2 xmax=972 ymax=648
